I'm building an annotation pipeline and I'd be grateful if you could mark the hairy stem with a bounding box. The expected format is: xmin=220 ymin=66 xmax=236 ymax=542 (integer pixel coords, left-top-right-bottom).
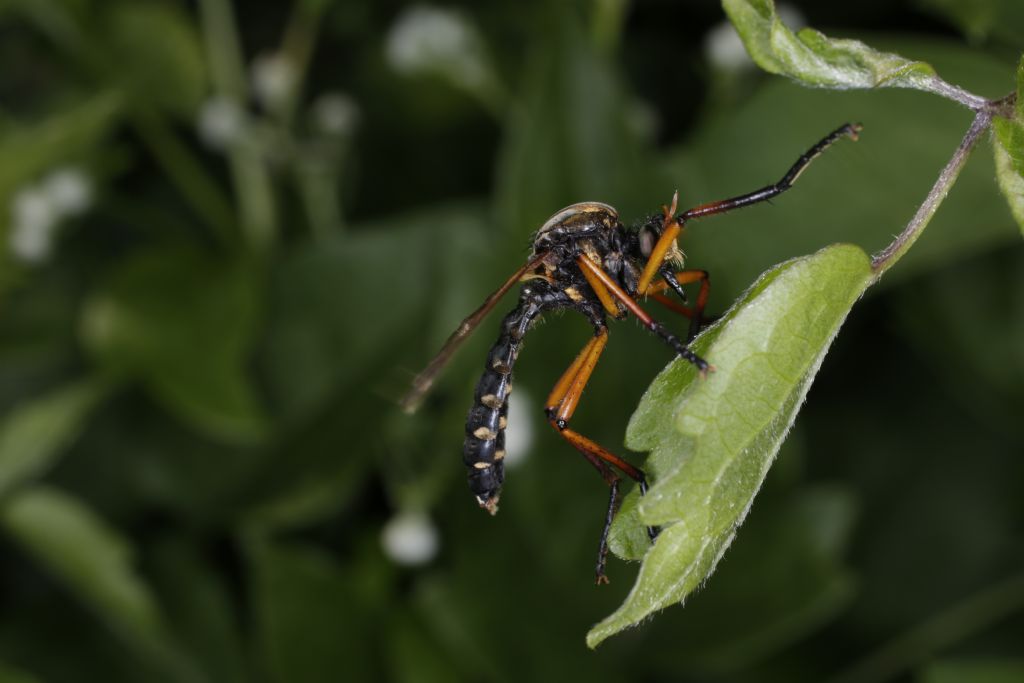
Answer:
xmin=871 ymin=90 xmax=1017 ymax=277
xmin=922 ymin=76 xmax=990 ymax=111
xmin=870 ymin=108 xmax=992 ymax=278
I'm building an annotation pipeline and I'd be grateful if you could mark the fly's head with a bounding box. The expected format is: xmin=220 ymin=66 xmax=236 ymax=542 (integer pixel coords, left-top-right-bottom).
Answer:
xmin=634 ymin=207 xmax=685 ymax=271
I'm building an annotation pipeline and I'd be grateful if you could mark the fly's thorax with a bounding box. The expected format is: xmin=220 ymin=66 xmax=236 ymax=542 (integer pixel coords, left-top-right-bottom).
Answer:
xmin=532 ymin=201 xmax=619 ymax=254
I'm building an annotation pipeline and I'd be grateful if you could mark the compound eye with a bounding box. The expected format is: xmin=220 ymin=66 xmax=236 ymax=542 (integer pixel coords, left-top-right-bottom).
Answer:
xmin=639 ymin=227 xmax=657 ymax=258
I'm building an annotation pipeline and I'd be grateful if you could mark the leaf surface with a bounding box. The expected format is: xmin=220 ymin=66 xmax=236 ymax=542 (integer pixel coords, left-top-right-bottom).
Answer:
xmin=0 ymin=377 xmax=111 ymax=498
xmin=589 ymin=243 xmax=872 ymax=647
xmin=723 ymin=0 xmax=953 ymax=96
xmin=80 ymin=248 xmax=265 ymax=442
xmin=0 ymin=486 xmax=195 ymax=679
xmin=993 ymin=56 xmax=1024 ymax=236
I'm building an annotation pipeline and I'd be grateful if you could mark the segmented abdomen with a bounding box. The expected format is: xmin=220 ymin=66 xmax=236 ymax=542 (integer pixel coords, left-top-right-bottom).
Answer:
xmin=463 ymin=300 xmax=541 ymax=511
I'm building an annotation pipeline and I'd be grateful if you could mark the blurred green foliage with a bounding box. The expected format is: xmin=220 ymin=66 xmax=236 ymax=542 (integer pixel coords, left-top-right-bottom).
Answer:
xmin=0 ymin=1 xmax=1021 ymax=682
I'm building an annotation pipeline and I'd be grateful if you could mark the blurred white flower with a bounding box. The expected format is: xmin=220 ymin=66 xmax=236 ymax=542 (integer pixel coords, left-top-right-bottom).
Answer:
xmin=197 ymin=96 xmax=245 ymax=149
xmin=705 ymin=4 xmax=805 ymax=72
xmin=9 ymin=186 xmax=57 ymax=263
xmin=503 ymin=390 xmax=534 ymax=468
xmin=381 ymin=510 xmax=440 ymax=566
xmin=9 ymin=167 xmax=96 ymax=264
xmin=310 ymin=92 xmax=360 ymax=136
xmin=385 ymin=6 xmax=489 ymax=92
xmin=9 ymin=166 xmax=95 ymax=266
xmin=43 ymin=167 xmax=93 ymax=216
xmin=251 ymin=51 xmax=297 ymax=112
xmin=704 ymin=20 xmax=751 ymax=71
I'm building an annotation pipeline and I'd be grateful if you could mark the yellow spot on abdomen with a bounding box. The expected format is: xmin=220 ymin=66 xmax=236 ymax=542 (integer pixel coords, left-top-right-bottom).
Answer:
xmin=473 ymin=427 xmax=498 ymax=441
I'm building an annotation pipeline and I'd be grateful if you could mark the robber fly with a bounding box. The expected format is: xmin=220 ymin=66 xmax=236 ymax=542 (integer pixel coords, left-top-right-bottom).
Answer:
xmin=402 ymin=123 xmax=860 ymax=583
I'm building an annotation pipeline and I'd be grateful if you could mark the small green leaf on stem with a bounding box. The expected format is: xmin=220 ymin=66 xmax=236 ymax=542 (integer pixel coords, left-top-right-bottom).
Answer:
xmin=992 ymin=55 xmax=1024 ymax=236
xmin=993 ymin=129 xmax=1024 ymax=235
xmin=589 ymin=243 xmax=873 ymax=648
xmin=722 ymin=0 xmax=986 ymax=106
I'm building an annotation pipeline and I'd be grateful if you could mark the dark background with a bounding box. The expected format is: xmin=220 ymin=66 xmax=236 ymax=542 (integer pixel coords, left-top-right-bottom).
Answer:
xmin=0 ymin=0 xmax=1022 ymax=681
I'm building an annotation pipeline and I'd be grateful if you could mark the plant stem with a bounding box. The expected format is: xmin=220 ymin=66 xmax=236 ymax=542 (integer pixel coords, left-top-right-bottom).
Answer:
xmin=198 ymin=0 xmax=279 ymax=253
xmin=870 ymin=108 xmax=992 ymax=278
xmin=278 ymin=2 xmax=326 ymax=127
xmin=825 ymin=571 xmax=1024 ymax=683
xmin=922 ymin=76 xmax=990 ymax=111
xmin=197 ymin=0 xmax=247 ymax=100
xmin=591 ymin=0 xmax=628 ymax=54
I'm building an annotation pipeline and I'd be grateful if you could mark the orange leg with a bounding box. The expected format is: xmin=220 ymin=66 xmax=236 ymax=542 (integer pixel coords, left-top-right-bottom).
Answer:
xmin=577 ymin=256 xmax=709 ymax=373
xmin=545 ymin=328 xmax=653 ymax=584
xmin=545 ymin=330 xmax=607 ymax=418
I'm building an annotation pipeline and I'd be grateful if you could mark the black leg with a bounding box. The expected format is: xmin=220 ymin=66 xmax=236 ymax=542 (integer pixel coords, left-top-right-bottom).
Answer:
xmin=680 ymin=123 xmax=861 ymax=221
xmin=595 ymin=478 xmax=619 ymax=584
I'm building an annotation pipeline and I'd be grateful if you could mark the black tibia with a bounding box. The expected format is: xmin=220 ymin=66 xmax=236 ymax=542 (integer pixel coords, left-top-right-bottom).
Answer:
xmin=680 ymin=122 xmax=861 ymax=221
xmin=596 ymin=479 xmax=619 ymax=583
xmin=659 ymin=266 xmax=689 ymax=305
xmin=649 ymin=319 xmax=707 ymax=372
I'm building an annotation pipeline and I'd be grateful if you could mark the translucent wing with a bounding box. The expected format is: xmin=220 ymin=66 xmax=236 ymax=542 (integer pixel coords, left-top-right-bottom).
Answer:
xmin=400 ymin=253 xmax=548 ymax=413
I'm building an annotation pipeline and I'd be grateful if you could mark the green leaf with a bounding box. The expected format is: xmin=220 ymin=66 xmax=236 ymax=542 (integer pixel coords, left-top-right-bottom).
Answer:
xmin=992 ymin=55 xmax=1024 ymax=236
xmin=105 ymin=3 xmax=207 ymax=117
xmin=920 ymin=658 xmax=1024 ymax=683
xmin=249 ymin=206 xmax=490 ymax=530
xmin=261 ymin=210 xmax=440 ymax=422
xmin=0 ymin=487 xmax=192 ymax=677
xmin=0 ymin=377 xmax=112 ymax=498
xmin=588 ymin=243 xmax=873 ymax=647
xmin=150 ymin=539 xmax=247 ymax=683
xmin=80 ymin=247 xmax=266 ymax=442
xmin=723 ymin=0 xmax=953 ymax=96
xmin=993 ymin=129 xmax=1024 ymax=236
xmin=249 ymin=537 xmax=382 ymax=683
